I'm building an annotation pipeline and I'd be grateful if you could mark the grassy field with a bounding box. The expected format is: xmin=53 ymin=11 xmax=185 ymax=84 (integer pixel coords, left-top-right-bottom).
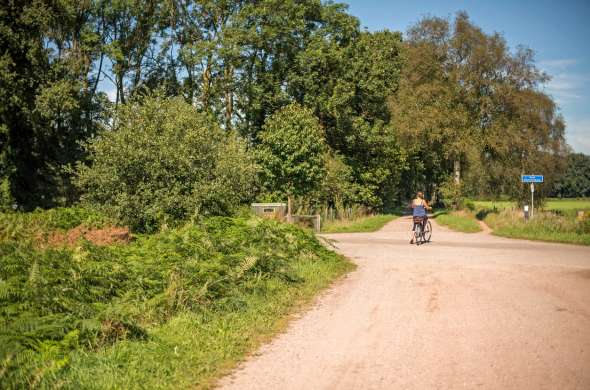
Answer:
xmin=436 ymin=199 xmax=590 ymax=245
xmin=485 ymin=209 xmax=590 ymax=246
xmin=0 ymin=210 xmax=353 ymax=388
xmin=471 ymin=198 xmax=590 ymax=212
xmin=546 ymin=198 xmax=590 ymax=212
xmin=321 ymin=214 xmax=398 ymax=233
xmin=470 ymin=200 xmax=513 ymax=211
xmin=435 ymin=211 xmax=483 ymax=233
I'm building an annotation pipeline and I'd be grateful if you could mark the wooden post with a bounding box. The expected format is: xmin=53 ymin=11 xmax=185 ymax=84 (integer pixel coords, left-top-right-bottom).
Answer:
xmin=314 ymin=214 xmax=321 ymax=233
xmin=287 ymin=196 xmax=292 ymax=223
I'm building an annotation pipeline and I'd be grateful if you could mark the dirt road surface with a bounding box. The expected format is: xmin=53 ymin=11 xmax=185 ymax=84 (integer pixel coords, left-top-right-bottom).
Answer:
xmin=218 ymin=217 xmax=590 ymax=390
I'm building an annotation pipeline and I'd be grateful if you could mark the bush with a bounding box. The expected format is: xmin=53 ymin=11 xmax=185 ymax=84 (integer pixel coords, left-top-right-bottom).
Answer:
xmin=75 ymin=95 xmax=258 ymax=232
xmin=439 ymin=177 xmax=464 ymax=210
xmin=0 ymin=177 xmax=14 ymax=211
xmin=464 ymin=200 xmax=476 ymax=211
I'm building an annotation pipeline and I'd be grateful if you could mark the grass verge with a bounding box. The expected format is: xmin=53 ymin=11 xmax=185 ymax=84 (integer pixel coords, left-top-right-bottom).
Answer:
xmin=485 ymin=209 xmax=590 ymax=246
xmin=321 ymin=214 xmax=398 ymax=233
xmin=470 ymin=198 xmax=590 ymax=213
xmin=1 ymin=212 xmax=354 ymax=389
xmin=435 ymin=211 xmax=482 ymax=233
xmin=58 ymin=251 xmax=353 ymax=389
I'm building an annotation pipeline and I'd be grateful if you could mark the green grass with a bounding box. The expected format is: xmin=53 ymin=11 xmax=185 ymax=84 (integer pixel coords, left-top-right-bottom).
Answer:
xmin=470 ymin=198 xmax=590 ymax=213
xmin=321 ymin=214 xmax=398 ymax=233
xmin=545 ymin=198 xmax=590 ymax=212
xmin=55 ymin=252 xmax=352 ymax=389
xmin=434 ymin=211 xmax=482 ymax=233
xmin=485 ymin=209 xmax=590 ymax=246
xmin=0 ymin=212 xmax=354 ymax=388
xmin=470 ymin=200 xmax=513 ymax=211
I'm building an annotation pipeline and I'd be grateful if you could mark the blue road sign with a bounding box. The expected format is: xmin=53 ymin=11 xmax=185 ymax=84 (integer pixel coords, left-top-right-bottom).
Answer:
xmin=521 ymin=175 xmax=544 ymax=183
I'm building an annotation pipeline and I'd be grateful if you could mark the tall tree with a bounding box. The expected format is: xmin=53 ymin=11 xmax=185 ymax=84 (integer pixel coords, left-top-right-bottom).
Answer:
xmin=0 ymin=0 xmax=107 ymax=209
xmin=390 ymin=12 xmax=567 ymax=202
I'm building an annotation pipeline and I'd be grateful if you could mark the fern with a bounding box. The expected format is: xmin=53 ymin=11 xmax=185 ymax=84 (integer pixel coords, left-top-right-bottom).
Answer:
xmin=0 ymin=210 xmax=337 ymax=388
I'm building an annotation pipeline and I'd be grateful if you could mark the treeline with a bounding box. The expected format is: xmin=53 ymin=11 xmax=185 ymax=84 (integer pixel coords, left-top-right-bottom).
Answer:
xmin=0 ymin=1 xmax=572 ymax=222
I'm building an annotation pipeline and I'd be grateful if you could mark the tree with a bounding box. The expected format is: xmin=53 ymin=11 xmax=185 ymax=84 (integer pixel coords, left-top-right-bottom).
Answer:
xmin=256 ymin=104 xmax=326 ymax=212
xmin=553 ymin=153 xmax=590 ymax=198
xmin=75 ymin=95 xmax=258 ymax=232
xmin=0 ymin=0 xmax=108 ymax=209
xmin=390 ymin=12 xmax=567 ymax=203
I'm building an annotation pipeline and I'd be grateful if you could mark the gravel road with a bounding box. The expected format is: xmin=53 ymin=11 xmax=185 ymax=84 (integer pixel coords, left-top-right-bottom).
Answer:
xmin=218 ymin=217 xmax=590 ymax=390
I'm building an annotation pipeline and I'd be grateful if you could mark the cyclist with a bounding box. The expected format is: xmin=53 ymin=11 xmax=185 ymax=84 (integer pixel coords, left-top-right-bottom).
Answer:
xmin=410 ymin=191 xmax=431 ymax=244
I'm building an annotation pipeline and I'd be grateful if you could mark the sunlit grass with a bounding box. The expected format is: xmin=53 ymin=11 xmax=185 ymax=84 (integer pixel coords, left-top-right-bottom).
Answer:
xmin=57 ymin=256 xmax=354 ymax=389
xmin=485 ymin=209 xmax=590 ymax=246
xmin=435 ymin=211 xmax=482 ymax=233
xmin=470 ymin=198 xmax=590 ymax=213
xmin=321 ymin=214 xmax=398 ymax=233
xmin=1 ymin=211 xmax=354 ymax=389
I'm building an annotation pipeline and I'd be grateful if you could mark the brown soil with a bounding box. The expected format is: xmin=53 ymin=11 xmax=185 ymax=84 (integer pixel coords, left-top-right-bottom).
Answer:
xmin=42 ymin=225 xmax=131 ymax=247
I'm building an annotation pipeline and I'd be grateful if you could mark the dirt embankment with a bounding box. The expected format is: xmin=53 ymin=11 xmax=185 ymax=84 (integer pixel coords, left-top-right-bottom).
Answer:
xmin=40 ymin=225 xmax=131 ymax=247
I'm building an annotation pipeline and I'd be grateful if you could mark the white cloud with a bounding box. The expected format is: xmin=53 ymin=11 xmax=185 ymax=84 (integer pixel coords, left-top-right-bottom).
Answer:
xmin=538 ymin=59 xmax=590 ymax=154
xmin=544 ymin=73 xmax=587 ymax=103
xmin=565 ymin=118 xmax=590 ymax=154
xmin=538 ymin=58 xmax=577 ymax=70
xmin=540 ymin=59 xmax=588 ymax=105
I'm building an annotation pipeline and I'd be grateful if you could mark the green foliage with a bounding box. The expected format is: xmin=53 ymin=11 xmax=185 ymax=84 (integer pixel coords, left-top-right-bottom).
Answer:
xmin=553 ymin=153 xmax=590 ymax=198
xmin=0 ymin=214 xmax=351 ymax=388
xmin=391 ymin=12 xmax=567 ymax=203
xmin=75 ymin=95 xmax=258 ymax=232
xmin=0 ymin=0 xmax=108 ymax=209
xmin=439 ymin=177 xmax=464 ymax=210
xmin=256 ymin=104 xmax=326 ymax=199
xmin=320 ymin=153 xmax=362 ymax=209
xmin=0 ymin=178 xmax=14 ymax=211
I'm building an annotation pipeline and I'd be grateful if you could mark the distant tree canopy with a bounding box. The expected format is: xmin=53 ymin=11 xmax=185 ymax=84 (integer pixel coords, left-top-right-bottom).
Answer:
xmin=553 ymin=153 xmax=590 ymax=198
xmin=0 ymin=1 xmax=574 ymax=218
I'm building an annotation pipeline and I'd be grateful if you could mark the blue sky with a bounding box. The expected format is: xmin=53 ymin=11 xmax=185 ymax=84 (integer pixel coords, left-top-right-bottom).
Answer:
xmin=343 ymin=0 xmax=590 ymax=154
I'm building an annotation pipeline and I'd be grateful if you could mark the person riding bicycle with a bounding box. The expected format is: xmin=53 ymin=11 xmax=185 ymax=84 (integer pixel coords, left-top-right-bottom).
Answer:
xmin=410 ymin=191 xmax=431 ymax=244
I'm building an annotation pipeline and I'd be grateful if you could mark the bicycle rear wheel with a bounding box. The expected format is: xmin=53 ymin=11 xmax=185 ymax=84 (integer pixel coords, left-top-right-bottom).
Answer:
xmin=415 ymin=223 xmax=423 ymax=245
xmin=423 ymin=220 xmax=432 ymax=242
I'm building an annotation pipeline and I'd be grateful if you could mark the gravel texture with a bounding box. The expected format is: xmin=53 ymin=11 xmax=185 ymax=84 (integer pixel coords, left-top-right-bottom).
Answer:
xmin=218 ymin=216 xmax=590 ymax=390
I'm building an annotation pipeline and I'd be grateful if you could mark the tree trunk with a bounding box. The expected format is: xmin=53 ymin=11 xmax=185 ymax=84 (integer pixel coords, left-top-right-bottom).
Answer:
xmin=201 ymin=55 xmax=213 ymax=111
xmin=224 ymin=64 xmax=233 ymax=130
xmin=454 ymin=160 xmax=461 ymax=184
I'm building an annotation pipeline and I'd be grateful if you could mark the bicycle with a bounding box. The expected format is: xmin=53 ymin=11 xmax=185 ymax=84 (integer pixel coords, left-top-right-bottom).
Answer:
xmin=413 ymin=217 xmax=432 ymax=245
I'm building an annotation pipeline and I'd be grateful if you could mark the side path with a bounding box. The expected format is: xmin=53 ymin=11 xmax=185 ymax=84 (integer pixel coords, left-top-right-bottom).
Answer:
xmin=217 ymin=217 xmax=590 ymax=390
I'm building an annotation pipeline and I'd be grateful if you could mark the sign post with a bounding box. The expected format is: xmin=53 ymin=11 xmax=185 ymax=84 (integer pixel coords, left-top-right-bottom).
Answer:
xmin=530 ymin=183 xmax=535 ymax=218
xmin=521 ymin=175 xmax=543 ymax=218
